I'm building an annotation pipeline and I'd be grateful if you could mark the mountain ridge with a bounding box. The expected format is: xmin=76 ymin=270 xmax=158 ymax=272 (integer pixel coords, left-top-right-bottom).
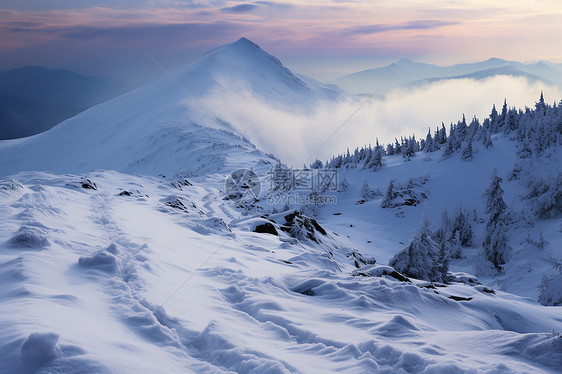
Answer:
xmin=0 ymin=37 xmax=339 ymax=178
xmin=333 ymin=58 xmax=562 ymax=95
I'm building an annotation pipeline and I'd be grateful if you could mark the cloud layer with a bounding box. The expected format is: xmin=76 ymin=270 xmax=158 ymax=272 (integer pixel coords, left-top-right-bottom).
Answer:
xmin=203 ymin=75 xmax=562 ymax=165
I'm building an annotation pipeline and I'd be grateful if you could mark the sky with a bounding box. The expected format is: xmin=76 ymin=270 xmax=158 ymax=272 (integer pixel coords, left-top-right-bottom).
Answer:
xmin=1 ymin=0 xmax=562 ymax=85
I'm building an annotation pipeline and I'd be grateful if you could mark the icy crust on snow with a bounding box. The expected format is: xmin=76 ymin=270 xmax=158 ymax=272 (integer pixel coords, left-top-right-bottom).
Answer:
xmin=0 ymin=171 xmax=561 ymax=373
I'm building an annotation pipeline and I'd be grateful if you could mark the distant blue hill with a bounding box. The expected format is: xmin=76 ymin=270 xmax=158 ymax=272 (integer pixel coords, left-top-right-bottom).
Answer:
xmin=410 ymin=66 xmax=549 ymax=87
xmin=0 ymin=66 xmax=128 ymax=139
xmin=333 ymin=58 xmax=562 ymax=95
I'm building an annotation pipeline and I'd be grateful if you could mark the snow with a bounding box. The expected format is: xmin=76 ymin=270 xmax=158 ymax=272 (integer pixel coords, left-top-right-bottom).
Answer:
xmin=0 ymin=167 xmax=560 ymax=373
xmin=0 ymin=38 xmax=340 ymax=179
xmin=0 ymin=38 xmax=561 ymax=373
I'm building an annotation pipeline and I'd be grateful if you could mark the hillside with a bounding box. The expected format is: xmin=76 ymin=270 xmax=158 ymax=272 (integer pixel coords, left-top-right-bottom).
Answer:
xmin=0 ymin=38 xmax=340 ymax=178
xmin=0 ymin=38 xmax=560 ymax=373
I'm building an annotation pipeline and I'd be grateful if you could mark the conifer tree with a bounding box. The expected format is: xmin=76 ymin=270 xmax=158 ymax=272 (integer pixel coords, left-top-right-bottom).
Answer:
xmin=394 ymin=138 xmax=401 ymax=154
xmin=381 ymin=179 xmax=397 ymax=208
xmin=469 ymin=116 xmax=480 ymax=138
xmin=439 ymin=123 xmax=447 ymax=144
xmin=489 ymin=104 xmax=498 ymax=132
xmin=389 ymin=215 xmax=445 ymax=282
xmin=457 ymin=114 xmax=468 ymax=140
xmin=367 ymin=139 xmax=385 ymax=170
xmin=402 ymin=136 xmax=416 ymax=160
xmin=338 ymin=176 xmax=349 ymax=192
xmin=449 ymin=231 xmax=463 ymax=259
xmin=452 ymin=208 xmax=473 ymax=246
xmin=442 ymin=126 xmax=457 ymax=158
xmin=424 ymin=128 xmax=434 ymax=152
xmin=483 ymin=127 xmax=493 ymax=148
xmin=438 ymin=240 xmax=450 ymax=283
xmin=310 ymin=159 xmax=323 ymax=169
xmin=499 ymin=99 xmax=508 ymax=128
xmin=360 ymin=179 xmax=377 ymax=201
xmin=535 ymin=91 xmax=546 ymax=116
xmin=461 ymin=137 xmax=474 ymax=161
xmin=433 ymin=210 xmax=451 ymax=244
xmin=482 ymin=169 xmax=511 ymax=270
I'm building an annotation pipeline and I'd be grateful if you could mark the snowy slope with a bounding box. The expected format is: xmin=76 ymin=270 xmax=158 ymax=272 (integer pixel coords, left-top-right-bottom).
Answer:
xmin=316 ymin=136 xmax=561 ymax=299
xmin=1 ymin=171 xmax=561 ymax=373
xmin=0 ymin=38 xmax=561 ymax=373
xmin=0 ymin=38 xmax=340 ymax=178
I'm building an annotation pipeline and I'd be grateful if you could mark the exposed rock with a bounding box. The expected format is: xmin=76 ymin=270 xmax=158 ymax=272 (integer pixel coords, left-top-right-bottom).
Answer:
xmin=254 ymin=222 xmax=278 ymax=236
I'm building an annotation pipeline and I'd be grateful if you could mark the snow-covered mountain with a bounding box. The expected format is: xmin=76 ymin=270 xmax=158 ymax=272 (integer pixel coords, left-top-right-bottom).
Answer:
xmin=0 ymin=39 xmax=561 ymax=373
xmin=0 ymin=37 xmax=341 ymax=178
xmin=334 ymin=58 xmax=562 ymax=95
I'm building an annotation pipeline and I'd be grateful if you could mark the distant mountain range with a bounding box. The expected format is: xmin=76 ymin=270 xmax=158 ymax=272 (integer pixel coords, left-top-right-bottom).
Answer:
xmin=333 ymin=58 xmax=562 ymax=95
xmin=3 ymin=56 xmax=561 ymax=141
xmin=0 ymin=66 xmax=129 ymax=140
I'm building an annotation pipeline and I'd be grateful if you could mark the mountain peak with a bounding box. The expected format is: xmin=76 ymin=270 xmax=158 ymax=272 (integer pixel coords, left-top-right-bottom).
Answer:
xmin=233 ymin=37 xmax=259 ymax=47
xmin=485 ymin=57 xmax=508 ymax=64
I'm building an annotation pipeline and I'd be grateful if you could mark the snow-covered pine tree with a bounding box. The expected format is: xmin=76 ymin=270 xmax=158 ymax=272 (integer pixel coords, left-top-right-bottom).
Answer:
xmin=482 ymin=169 xmax=511 ymax=270
xmin=469 ymin=116 xmax=480 ymax=138
xmin=442 ymin=126 xmax=457 ymax=158
xmin=424 ymin=128 xmax=435 ymax=153
xmin=538 ymin=256 xmax=562 ymax=306
xmin=402 ymin=136 xmax=416 ymax=161
xmin=438 ymin=240 xmax=450 ymax=283
xmin=389 ymin=215 xmax=445 ymax=282
xmin=452 ymin=208 xmax=473 ymax=246
xmin=433 ymin=128 xmax=441 ymax=150
xmin=498 ymin=99 xmax=508 ymax=129
xmin=457 ymin=114 xmax=468 ymax=140
xmin=360 ymin=180 xmax=377 ymax=201
xmin=338 ymin=176 xmax=349 ymax=192
xmin=525 ymin=174 xmax=562 ymax=219
xmin=394 ymin=138 xmax=401 ymax=154
xmin=386 ymin=143 xmax=395 ymax=155
xmin=449 ymin=231 xmax=463 ymax=259
xmin=366 ymin=139 xmax=384 ymax=170
xmin=310 ymin=159 xmax=323 ymax=169
xmin=517 ymin=141 xmax=533 ymax=159
xmin=535 ymin=91 xmax=546 ymax=116
xmin=362 ymin=146 xmax=372 ymax=169
xmin=461 ymin=137 xmax=474 ymax=161
xmin=433 ymin=210 xmax=451 ymax=244
xmin=439 ymin=123 xmax=447 ymax=144
xmin=489 ymin=104 xmax=498 ymax=132
xmin=381 ymin=179 xmax=397 ymax=208
xmin=483 ymin=126 xmax=493 ymax=148
xmin=504 ymin=108 xmax=519 ymax=133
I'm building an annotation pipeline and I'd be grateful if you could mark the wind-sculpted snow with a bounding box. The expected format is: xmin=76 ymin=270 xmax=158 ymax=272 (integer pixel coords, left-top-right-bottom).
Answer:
xmin=0 ymin=171 xmax=560 ymax=373
xmin=7 ymin=223 xmax=50 ymax=249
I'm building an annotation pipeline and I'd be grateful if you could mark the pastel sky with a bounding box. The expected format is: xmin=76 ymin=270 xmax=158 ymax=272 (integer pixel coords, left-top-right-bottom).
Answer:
xmin=1 ymin=0 xmax=561 ymax=83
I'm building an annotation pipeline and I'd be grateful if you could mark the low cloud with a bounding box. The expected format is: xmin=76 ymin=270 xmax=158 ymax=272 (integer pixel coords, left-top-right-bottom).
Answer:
xmin=222 ymin=4 xmax=258 ymax=13
xmin=344 ymin=20 xmax=458 ymax=36
xmin=202 ymin=76 xmax=562 ymax=166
